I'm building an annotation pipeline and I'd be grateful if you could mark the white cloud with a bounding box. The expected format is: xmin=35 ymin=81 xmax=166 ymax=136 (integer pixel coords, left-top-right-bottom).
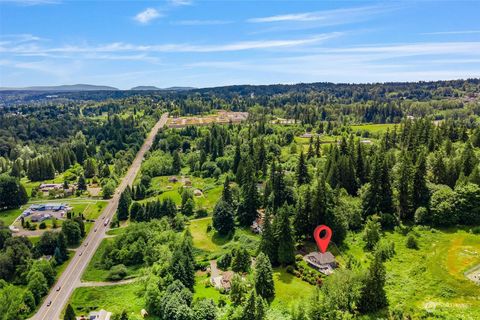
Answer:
xmin=169 ymin=0 xmax=192 ymax=6
xmin=134 ymin=8 xmax=161 ymax=24
xmin=247 ymin=5 xmax=394 ymax=25
xmin=0 ymin=33 xmax=341 ymax=54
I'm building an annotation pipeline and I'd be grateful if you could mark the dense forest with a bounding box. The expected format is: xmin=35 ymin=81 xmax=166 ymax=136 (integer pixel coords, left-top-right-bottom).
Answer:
xmin=1 ymin=79 xmax=480 ymax=319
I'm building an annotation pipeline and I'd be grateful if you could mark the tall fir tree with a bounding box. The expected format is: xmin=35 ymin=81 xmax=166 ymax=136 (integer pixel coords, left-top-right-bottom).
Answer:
xmin=296 ymin=151 xmax=309 ymax=185
xmin=358 ymin=252 xmax=388 ymax=313
xmin=258 ymin=209 xmax=278 ymax=266
xmin=237 ymin=160 xmax=259 ymax=227
xmin=397 ymin=151 xmax=413 ymax=221
xmin=412 ymin=151 xmax=430 ymax=210
xmin=275 ymin=205 xmax=295 ymax=266
xmin=254 ymin=253 xmax=275 ymax=300
xmin=64 ymin=304 xmax=76 ymax=320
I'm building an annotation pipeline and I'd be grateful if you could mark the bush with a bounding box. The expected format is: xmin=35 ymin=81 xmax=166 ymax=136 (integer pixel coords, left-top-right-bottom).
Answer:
xmin=295 ymin=254 xmax=303 ymax=262
xmin=406 ymin=235 xmax=419 ymax=250
xmin=217 ymin=253 xmax=232 ymax=270
xmin=471 ymin=226 xmax=480 ymax=234
xmin=374 ymin=240 xmax=395 ymax=261
xmin=107 ymin=264 xmax=128 ymax=281
xmin=286 ymin=265 xmax=295 ymax=274
xmin=195 ymin=208 xmax=208 ymax=218
xmin=39 ymin=222 xmax=47 ymax=229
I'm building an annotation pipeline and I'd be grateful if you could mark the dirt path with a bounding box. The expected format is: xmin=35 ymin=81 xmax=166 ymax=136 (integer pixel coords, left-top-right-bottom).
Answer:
xmin=78 ymin=278 xmax=138 ymax=287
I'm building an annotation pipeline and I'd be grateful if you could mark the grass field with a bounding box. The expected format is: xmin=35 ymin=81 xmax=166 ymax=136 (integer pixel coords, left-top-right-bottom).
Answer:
xmin=351 ymin=123 xmax=397 ymax=134
xmin=68 ymin=282 xmax=151 ymax=320
xmin=146 ymin=175 xmax=223 ymax=212
xmin=193 ymin=271 xmax=225 ymax=303
xmin=271 ymin=267 xmax=316 ymax=307
xmin=188 ymin=217 xmax=260 ymax=261
xmin=343 ymin=227 xmax=480 ymax=319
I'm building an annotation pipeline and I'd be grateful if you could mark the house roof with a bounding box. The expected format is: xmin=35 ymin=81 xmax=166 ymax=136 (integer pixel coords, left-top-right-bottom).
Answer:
xmin=305 ymin=251 xmax=336 ymax=265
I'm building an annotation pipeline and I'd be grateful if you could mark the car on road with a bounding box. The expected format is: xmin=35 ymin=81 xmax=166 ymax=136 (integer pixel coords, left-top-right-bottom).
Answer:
xmin=94 ymin=228 xmax=97 ymax=232
xmin=79 ymin=251 xmax=83 ymax=256
xmin=84 ymin=242 xmax=88 ymax=247
xmin=56 ymin=286 xmax=61 ymax=291
xmin=47 ymin=301 xmax=51 ymax=307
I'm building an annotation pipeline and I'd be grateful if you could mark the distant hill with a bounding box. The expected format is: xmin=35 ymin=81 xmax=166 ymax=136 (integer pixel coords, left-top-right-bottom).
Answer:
xmin=130 ymin=86 xmax=162 ymax=91
xmin=130 ymin=86 xmax=195 ymax=91
xmin=0 ymin=84 xmax=119 ymax=92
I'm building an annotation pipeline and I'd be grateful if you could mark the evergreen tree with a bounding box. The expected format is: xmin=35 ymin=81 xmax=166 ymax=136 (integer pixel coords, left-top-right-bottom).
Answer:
xmin=233 ymin=140 xmax=241 ymax=174
xmin=315 ymin=136 xmax=321 ymax=157
xmin=276 ymin=205 xmax=295 ymax=266
xmin=172 ymin=150 xmax=182 ymax=174
xmin=309 ymin=175 xmax=333 ymax=231
xmin=55 ymin=232 xmax=68 ymax=264
xmin=64 ymin=304 xmax=76 ymax=320
xmin=241 ymin=291 xmax=257 ymax=320
xmin=254 ymin=253 xmax=275 ymax=300
xmin=363 ymin=216 xmax=381 ymax=251
xmin=117 ymin=188 xmax=132 ymax=221
xmin=83 ymin=158 xmax=96 ymax=178
xmin=296 ymin=151 xmax=309 ymax=185
xmin=221 ymin=176 xmax=233 ymax=206
xmin=212 ymin=199 xmax=235 ymax=236
xmin=307 ymin=137 xmax=315 ymax=159
xmin=258 ymin=209 xmax=278 ymax=266
xmin=397 ymin=151 xmax=413 ymax=221
xmin=412 ymin=151 xmax=430 ymax=210
xmin=293 ymin=192 xmax=310 ymax=240
xmin=232 ymin=247 xmax=251 ymax=273
xmin=237 ymin=161 xmax=259 ymax=227
xmin=358 ymin=252 xmax=388 ymax=313
xmin=230 ymin=273 xmax=247 ymax=306
xmin=77 ymin=175 xmax=87 ymax=191
xmin=461 ymin=142 xmax=477 ymax=176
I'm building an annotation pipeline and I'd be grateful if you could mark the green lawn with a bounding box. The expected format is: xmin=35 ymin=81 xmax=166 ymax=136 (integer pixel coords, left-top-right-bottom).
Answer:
xmin=68 ymin=282 xmax=150 ymax=320
xmin=272 ymin=267 xmax=316 ymax=308
xmin=0 ymin=206 xmax=25 ymax=225
xmin=193 ymin=272 xmax=225 ymax=303
xmin=351 ymin=123 xmax=397 ymax=134
xmin=82 ymin=238 xmax=142 ymax=282
xmin=188 ymin=217 xmax=260 ymax=261
xmin=146 ymin=175 xmax=223 ymax=212
xmin=343 ymin=227 xmax=480 ymax=319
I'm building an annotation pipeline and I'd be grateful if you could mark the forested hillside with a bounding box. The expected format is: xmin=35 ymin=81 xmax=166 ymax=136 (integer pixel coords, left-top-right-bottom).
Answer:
xmin=1 ymin=79 xmax=480 ymax=319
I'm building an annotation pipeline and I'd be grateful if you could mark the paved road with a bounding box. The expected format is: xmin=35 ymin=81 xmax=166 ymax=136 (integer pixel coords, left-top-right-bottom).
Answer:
xmin=31 ymin=112 xmax=168 ymax=320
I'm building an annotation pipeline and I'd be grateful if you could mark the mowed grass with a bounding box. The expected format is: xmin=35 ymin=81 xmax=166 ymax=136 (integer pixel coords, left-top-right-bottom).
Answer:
xmin=351 ymin=123 xmax=397 ymax=134
xmin=146 ymin=175 xmax=223 ymax=211
xmin=344 ymin=227 xmax=480 ymax=319
xmin=189 ymin=217 xmax=221 ymax=253
xmin=193 ymin=271 xmax=225 ymax=303
xmin=0 ymin=206 xmax=25 ymax=225
xmin=272 ymin=267 xmax=316 ymax=308
xmin=68 ymin=282 xmax=151 ymax=320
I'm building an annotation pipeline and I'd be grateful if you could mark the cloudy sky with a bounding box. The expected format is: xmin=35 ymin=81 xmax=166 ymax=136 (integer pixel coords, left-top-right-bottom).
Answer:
xmin=1 ymin=0 xmax=479 ymax=88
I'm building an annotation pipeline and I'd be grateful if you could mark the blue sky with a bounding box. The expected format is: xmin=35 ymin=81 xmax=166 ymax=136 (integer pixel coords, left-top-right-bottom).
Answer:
xmin=1 ymin=0 xmax=480 ymax=89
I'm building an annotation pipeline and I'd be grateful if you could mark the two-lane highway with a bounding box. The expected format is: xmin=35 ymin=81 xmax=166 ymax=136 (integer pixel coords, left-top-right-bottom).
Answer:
xmin=32 ymin=112 xmax=168 ymax=320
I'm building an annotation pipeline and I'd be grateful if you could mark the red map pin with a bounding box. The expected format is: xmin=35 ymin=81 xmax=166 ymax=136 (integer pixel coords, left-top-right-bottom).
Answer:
xmin=313 ymin=225 xmax=332 ymax=253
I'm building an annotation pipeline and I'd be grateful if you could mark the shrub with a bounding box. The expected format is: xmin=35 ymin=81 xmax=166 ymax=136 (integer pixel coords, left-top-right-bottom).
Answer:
xmin=107 ymin=264 xmax=128 ymax=281
xmin=471 ymin=226 xmax=480 ymax=234
xmin=295 ymin=254 xmax=303 ymax=262
xmin=39 ymin=222 xmax=47 ymax=229
xmin=374 ymin=240 xmax=396 ymax=261
xmin=195 ymin=208 xmax=208 ymax=218
xmin=217 ymin=253 xmax=232 ymax=270
xmin=286 ymin=265 xmax=295 ymax=274
xmin=406 ymin=235 xmax=419 ymax=250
